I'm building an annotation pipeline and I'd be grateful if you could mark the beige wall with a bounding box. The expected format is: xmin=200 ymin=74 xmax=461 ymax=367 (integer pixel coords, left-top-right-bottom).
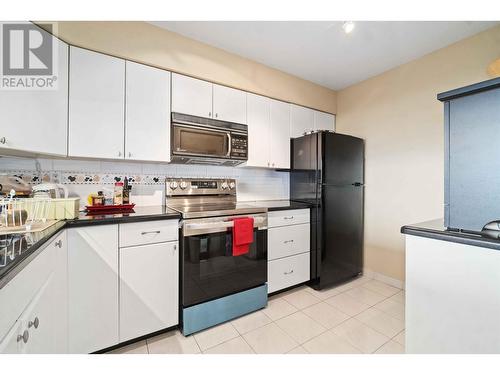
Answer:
xmin=43 ymin=21 xmax=336 ymax=113
xmin=336 ymin=25 xmax=500 ymax=281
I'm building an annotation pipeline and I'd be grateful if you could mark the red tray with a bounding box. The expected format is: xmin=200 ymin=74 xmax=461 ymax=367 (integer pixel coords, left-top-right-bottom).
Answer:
xmin=85 ymin=203 xmax=135 ymax=213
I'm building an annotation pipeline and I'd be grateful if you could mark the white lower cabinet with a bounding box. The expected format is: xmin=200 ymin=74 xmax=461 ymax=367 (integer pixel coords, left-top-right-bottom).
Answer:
xmin=0 ymin=231 xmax=67 ymax=354
xmin=267 ymin=209 xmax=311 ymax=294
xmin=268 ymin=223 xmax=310 ymax=261
xmin=67 ymin=225 xmax=119 ymax=353
xmin=268 ymin=253 xmax=310 ymax=294
xmin=119 ymin=241 xmax=178 ymax=342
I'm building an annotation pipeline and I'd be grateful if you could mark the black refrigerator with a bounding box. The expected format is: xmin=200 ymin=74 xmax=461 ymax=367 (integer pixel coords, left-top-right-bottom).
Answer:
xmin=290 ymin=131 xmax=364 ymax=290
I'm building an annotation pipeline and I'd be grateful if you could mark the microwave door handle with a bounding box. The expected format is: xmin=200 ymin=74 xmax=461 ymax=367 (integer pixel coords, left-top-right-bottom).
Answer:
xmin=226 ymin=133 xmax=232 ymax=157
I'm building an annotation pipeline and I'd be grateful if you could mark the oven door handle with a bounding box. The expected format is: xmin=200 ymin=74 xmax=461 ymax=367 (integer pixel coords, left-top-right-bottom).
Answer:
xmin=226 ymin=132 xmax=232 ymax=157
xmin=184 ymin=216 xmax=265 ymax=231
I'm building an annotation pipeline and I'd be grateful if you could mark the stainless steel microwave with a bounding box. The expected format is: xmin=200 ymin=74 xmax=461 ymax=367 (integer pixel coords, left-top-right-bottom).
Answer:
xmin=171 ymin=112 xmax=248 ymax=166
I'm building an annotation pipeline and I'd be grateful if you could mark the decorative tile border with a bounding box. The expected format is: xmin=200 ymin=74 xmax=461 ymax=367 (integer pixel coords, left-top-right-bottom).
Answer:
xmin=2 ymin=171 xmax=167 ymax=185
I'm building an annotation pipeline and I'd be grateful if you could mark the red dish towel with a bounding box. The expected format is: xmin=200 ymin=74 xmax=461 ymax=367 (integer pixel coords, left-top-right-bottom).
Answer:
xmin=232 ymin=217 xmax=254 ymax=256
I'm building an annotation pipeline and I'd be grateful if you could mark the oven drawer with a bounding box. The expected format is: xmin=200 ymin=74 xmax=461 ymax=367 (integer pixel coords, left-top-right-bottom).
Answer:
xmin=268 ymin=223 xmax=310 ymax=261
xmin=119 ymin=219 xmax=178 ymax=248
xmin=268 ymin=209 xmax=310 ymax=228
xmin=268 ymin=252 xmax=310 ymax=294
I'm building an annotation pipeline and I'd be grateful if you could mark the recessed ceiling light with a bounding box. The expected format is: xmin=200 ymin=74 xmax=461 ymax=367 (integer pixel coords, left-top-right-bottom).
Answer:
xmin=342 ymin=21 xmax=355 ymax=34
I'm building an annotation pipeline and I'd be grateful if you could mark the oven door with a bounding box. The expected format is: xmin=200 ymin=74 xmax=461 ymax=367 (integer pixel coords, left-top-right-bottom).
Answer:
xmin=181 ymin=214 xmax=268 ymax=308
xmin=172 ymin=124 xmax=231 ymax=159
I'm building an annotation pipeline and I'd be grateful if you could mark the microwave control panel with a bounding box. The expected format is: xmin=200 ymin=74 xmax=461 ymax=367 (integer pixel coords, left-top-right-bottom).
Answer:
xmin=231 ymin=134 xmax=248 ymax=159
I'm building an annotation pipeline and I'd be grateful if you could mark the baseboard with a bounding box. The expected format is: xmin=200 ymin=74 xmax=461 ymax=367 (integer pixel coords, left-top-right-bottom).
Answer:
xmin=363 ymin=268 xmax=405 ymax=289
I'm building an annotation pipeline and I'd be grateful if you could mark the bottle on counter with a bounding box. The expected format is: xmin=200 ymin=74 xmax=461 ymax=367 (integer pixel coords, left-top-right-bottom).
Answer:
xmin=91 ymin=191 xmax=105 ymax=206
xmin=123 ymin=177 xmax=130 ymax=204
xmin=113 ymin=182 xmax=124 ymax=205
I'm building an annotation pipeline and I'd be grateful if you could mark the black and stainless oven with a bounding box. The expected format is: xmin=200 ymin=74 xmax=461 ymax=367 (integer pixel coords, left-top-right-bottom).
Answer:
xmin=171 ymin=112 xmax=248 ymax=166
xmin=181 ymin=212 xmax=268 ymax=307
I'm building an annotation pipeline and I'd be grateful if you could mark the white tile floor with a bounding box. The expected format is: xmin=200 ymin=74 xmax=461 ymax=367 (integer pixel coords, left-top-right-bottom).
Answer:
xmin=108 ymin=275 xmax=405 ymax=354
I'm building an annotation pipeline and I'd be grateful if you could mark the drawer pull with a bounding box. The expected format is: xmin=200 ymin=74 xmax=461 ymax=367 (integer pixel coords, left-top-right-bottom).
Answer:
xmin=284 ymin=216 xmax=294 ymax=220
xmin=283 ymin=239 xmax=294 ymax=244
xmin=28 ymin=317 xmax=39 ymax=329
xmin=17 ymin=329 xmax=29 ymax=344
xmin=284 ymin=270 xmax=294 ymax=275
xmin=141 ymin=230 xmax=161 ymax=235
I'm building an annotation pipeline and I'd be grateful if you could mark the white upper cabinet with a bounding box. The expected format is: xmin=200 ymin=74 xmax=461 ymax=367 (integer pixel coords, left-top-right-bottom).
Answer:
xmin=171 ymin=73 xmax=213 ymax=118
xmin=213 ymin=84 xmax=247 ymax=124
xmin=269 ymin=99 xmax=291 ymax=169
xmin=171 ymin=73 xmax=247 ymax=124
xmin=290 ymin=104 xmax=314 ymax=138
xmin=246 ymin=93 xmax=270 ymax=168
xmin=125 ymin=61 xmax=171 ymax=162
xmin=69 ymin=47 xmax=125 ymax=159
xmin=313 ymin=110 xmax=335 ymax=132
xmin=0 ymin=25 xmax=68 ymax=156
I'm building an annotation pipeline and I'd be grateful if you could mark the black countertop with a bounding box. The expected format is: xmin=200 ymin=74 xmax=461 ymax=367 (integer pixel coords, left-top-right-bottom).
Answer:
xmin=243 ymin=200 xmax=314 ymax=211
xmin=401 ymin=219 xmax=500 ymax=251
xmin=66 ymin=205 xmax=181 ymax=227
xmin=0 ymin=206 xmax=181 ymax=288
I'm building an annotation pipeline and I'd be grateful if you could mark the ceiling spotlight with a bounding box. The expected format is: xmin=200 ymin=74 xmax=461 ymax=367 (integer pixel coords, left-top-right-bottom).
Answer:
xmin=342 ymin=21 xmax=355 ymax=34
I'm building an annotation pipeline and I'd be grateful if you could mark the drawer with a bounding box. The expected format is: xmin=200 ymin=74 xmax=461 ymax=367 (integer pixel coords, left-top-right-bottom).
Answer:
xmin=268 ymin=223 xmax=310 ymax=261
xmin=119 ymin=219 xmax=178 ymax=247
xmin=268 ymin=209 xmax=310 ymax=228
xmin=268 ymin=252 xmax=310 ymax=294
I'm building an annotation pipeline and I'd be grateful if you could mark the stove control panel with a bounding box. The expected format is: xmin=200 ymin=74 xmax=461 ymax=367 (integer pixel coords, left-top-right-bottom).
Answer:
xmin=166 ymin=178 xmax=236 ymax=197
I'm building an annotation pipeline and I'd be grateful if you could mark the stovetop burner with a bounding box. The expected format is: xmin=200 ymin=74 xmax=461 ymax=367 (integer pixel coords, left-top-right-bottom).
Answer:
xmin=165 ymin=178 xmax=267 ymax=219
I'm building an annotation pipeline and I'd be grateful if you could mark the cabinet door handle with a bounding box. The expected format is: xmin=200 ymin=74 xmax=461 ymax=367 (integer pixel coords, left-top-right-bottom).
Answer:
xmin=0 ymin=137 xmax=6 ymax=144
xmin=283 ymin=239 xmax=294 ymax=244
xmin=17 ymin=329 xmax=29 ymax=344
xmin=284 ymin=270 xmax=294 ymax=275
xmin=272 ymin=163 xmax=275 ymax=167
xmin=28 ymin=317 xmax=39 ymax=329
xmin=209 ymin=111 xmax=212 ymax=117
xmin=215 ymin=113 xmax=218 ymax=118
xmin=55 ymin=240 xmax=62 ymax=248
xmin=128 ymin=152 xmax=132 ymax=158
xmin=141 ymin=230 xmax=161 ymax=235
xmin=284 ymin=216 xmax=294 ymax=220
xmin=118 ymin=151 xmax=122 ymax=157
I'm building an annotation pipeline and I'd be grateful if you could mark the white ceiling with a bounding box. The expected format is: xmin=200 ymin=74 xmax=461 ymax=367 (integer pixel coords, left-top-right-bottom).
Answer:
xmin=150 ymin=21 xmax=498 ymax=90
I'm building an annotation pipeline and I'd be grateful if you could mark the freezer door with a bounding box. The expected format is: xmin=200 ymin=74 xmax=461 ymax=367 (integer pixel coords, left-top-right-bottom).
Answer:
xmin=319 ymin=185 xmax=364 ymax=288
xmin=322 ymin=133 xmax=364 ymax=185
xmin=291 ymin=133 xmax=318 ymax=171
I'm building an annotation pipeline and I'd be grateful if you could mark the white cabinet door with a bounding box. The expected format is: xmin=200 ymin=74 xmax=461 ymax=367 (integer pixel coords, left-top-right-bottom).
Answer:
xmin=69 ymin=47 xmax=125 ymax=159
xmin=313 ymin=110 xmax=335 ymax=132
xmin=68 ymin=225 xmax=119 ymax=353
xmin=119 ymin=241 xmax=179 ymax=342
xmin=0 ymin=319 xmax=23 ymax=353
xmin=290 ymin=104 xmax=314 ymax=138
xmin=246 ymin=93 xmax=270 ymax=167
xmin=213 ymin=84 xmax=247 ymax=124
xmin=21 ymin=273 xmax=57 ymax=354
xmin=0 ymin=25 xmax=68 ymax=156
xmin=269 ymin=99 xmax=291 ymax=169
xmin=125 ymin=61 xmax=171 ymax=162
xmin=52 ymin=231 xmax=68 ymax=353
xmin=171 ymin=73 xmax=212 ymax=118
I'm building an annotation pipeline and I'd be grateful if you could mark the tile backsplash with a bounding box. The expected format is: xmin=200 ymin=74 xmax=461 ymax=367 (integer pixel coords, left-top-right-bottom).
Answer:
xmin=0 ymin=156 xmax=290 ymax=207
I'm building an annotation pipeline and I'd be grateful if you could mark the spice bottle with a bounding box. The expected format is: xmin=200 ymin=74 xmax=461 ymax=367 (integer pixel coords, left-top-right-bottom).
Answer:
xmin=123 ymin=177 xmax=130 ymax=204
xmin=113 ymin=182 xmax=124 ymax=205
